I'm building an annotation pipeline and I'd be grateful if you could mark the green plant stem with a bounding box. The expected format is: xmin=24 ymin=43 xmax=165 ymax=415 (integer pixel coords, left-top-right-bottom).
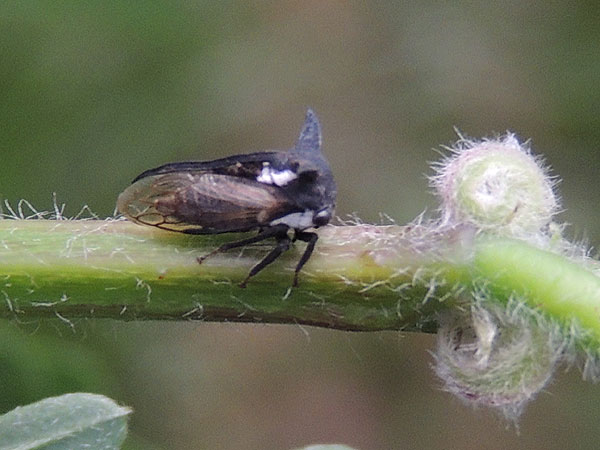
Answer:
xmin=1 ymin=220 xmax=600 ymax=341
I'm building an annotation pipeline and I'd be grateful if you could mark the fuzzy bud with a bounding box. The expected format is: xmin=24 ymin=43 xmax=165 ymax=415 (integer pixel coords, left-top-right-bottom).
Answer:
xmin=433 ymin=298 xmax=568 ymax=420
xmin=432 ymin=134 xmax=558 ymax=237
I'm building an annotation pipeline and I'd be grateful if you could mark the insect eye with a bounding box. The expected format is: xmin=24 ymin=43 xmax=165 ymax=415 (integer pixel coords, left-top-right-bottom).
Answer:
xmin=313 ymin=209 xmax=331 ymax=227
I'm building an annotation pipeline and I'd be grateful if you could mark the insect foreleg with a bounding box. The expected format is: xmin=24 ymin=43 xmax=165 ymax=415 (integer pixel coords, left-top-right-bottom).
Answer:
xmin=292 ymin=231 xmax=318 ymax=287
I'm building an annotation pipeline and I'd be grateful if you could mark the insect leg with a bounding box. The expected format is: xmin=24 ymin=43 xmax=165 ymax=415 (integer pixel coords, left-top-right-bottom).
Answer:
xmin=196 ymin=224 xmax=289 ymax=265
xmin=292 ymin=231 xmax=318 ymax=287
xmin=239 ymin=233 xmax=292 ymax=288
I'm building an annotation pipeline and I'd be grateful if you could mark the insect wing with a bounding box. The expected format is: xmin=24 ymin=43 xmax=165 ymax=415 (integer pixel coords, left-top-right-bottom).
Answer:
xmin=118 ymin=171 xmax=299 ymax=234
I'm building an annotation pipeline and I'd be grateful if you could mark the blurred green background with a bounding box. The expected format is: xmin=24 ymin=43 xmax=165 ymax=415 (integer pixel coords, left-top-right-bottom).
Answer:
xmin=2 ymin=1 xmax=600 ymax=449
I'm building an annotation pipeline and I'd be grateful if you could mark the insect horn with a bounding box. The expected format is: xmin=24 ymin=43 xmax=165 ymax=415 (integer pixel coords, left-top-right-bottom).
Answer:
xmin=295 ymin=108 xmax=322 ymax=154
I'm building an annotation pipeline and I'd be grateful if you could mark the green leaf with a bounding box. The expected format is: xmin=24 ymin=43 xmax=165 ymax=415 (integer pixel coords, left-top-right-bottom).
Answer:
xmin=0 ymin=393 xmax=131 ymax=450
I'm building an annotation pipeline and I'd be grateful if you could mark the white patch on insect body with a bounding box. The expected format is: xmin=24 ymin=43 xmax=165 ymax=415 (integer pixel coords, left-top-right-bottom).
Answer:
xmin=256 ymin=166 xmax=297 ymax=186
xmin=315 ymin=209 xmax=329 ymax=219
xmin=270 ymin=210 xmax=315 ymax=230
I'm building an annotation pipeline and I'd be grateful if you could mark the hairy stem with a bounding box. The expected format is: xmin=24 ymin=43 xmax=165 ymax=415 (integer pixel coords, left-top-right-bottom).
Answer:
xmin=1 ymin=220 xmax=599 ymax=342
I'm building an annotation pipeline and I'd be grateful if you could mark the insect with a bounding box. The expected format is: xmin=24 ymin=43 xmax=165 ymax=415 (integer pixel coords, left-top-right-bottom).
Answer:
xmin=117 ymin=109 xmax=336 ymax=287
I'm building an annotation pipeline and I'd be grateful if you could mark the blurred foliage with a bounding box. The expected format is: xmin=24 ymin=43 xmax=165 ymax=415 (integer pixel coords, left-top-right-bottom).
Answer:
xmin=0 ymin=322 xmax=115 ymax=411
xmin=0 ymin=392 xmax=130 ymax=449
xmin=1 ymin=1 xmax=600 ymax=449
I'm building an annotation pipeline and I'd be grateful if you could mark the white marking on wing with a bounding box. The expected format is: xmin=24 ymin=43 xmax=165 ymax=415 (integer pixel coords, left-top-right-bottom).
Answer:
xmin=256 ymin=167 xmax=297 ymax=186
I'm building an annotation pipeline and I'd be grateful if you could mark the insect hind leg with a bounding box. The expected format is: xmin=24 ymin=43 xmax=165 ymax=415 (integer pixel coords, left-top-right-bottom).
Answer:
xmin=196 ymin=224 xmax=289 ymax=266
xmin=238 ymin=234 xmax=292 ymax=288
